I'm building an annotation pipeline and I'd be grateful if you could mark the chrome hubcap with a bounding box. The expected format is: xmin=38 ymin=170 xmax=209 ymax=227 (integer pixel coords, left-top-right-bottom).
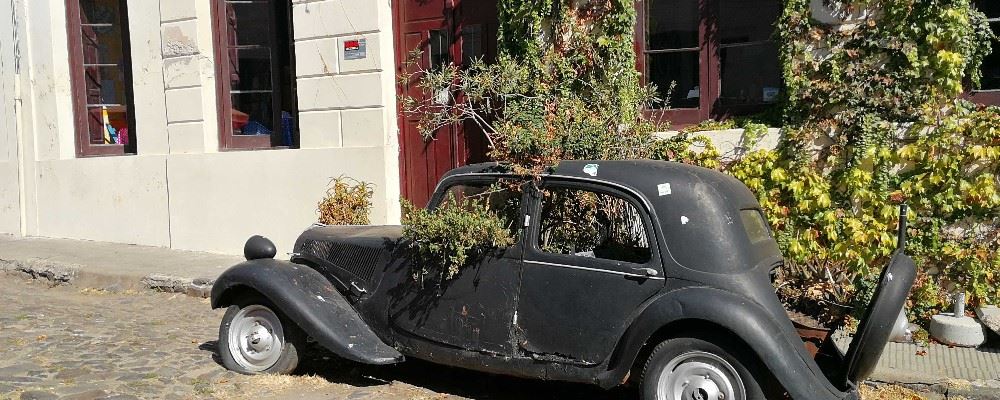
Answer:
xmin=228 ymin=305 xmax=284 ymax=372
xmin=657 ymin=351 xmax=744 ymax=400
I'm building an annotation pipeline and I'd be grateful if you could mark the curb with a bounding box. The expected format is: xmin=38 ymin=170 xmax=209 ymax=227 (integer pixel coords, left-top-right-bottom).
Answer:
xmin=867 ymin=379 xmax=1000 ymax=400
xmin=1 ymin=257 xmax=215 ymax=298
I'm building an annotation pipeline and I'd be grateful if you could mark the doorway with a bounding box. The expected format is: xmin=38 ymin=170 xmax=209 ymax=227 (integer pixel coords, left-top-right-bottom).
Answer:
xmin=393 ymin=0 xmax=497 ymax=207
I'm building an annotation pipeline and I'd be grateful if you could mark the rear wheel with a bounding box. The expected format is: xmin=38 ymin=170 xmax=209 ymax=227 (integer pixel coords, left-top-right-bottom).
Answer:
xmin=218 ymin=295 xmax=304 ymax=375
xmin=641 ymin=335 xmax=767 ymax=400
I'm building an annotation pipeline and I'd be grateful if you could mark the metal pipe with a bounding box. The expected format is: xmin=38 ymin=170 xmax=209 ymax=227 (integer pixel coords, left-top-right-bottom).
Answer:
xmin=954 ymin=292 xmax=966 ymax=317
xmin=897 ymin=204 xmax=908 ymax=252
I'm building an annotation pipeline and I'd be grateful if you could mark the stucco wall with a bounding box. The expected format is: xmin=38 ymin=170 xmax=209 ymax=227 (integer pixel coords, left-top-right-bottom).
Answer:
xmin=0 ymin=0 xmax=20 ymax=235
xmin=5 ymin=0 xmax=401 ymax=254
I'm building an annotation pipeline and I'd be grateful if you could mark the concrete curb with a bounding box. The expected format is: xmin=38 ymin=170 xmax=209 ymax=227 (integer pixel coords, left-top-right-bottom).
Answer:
xmin=867 ymin=378 xmax=1000 ymax=400
xmin=1 ymin=257 xmax=216 ymax=298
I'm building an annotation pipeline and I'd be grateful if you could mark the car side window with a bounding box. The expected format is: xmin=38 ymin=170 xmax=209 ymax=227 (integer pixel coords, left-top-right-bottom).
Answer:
xmin=537 ymin=186 xmax=652 ymax=264
xmin=440 ymin=180 xmax=523 ymax=238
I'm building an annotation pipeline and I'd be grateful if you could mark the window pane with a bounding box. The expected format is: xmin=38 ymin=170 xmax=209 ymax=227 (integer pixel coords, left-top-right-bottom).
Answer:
xmin=975 ymin=0 xmax=1000 ymax=18
xmin=79 ymin=0 xmax=120 ymax=24
xmin=719 ymin=42 xmax=782 ymax=105
xmin=232 ymin=92 xmax=274 ymax=135
xmin=981 ymin=22 xmax=1000 ymax=90
xmin=228 ymin=1 xmax=272 ymax=47
xmin=719 ymin=0 xmax=780 ymax=45
xmin=84 ymin=65 xmax=127 ymax=106
xmin=442 ymin=182 xmax=521 ymax=236
xmin=538 ymin=187 xmax=651 ymax=264
xmin=231 ymin=47 xmax=272 ymax=91
xmin=741 ymin=209 xmax=772 ymax=244
xmin=647 ymin=0 xmax=699 ymax=50
xmin=85 ymin=105 xmax=129 ymax=145
xmin=429 ymin=29 xmax=451 ymax=70
xmin=648 ymin=51 xmax=700 ymax=109
xmin=81 ymin=24 xmax=123 ymax=65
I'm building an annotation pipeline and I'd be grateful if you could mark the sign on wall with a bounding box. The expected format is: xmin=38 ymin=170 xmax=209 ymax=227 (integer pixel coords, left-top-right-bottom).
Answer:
xmin=344 ymin=39 xmax=367 ymax=60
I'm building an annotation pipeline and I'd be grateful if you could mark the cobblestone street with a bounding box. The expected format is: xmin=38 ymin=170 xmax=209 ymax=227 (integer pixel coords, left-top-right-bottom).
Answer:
xmin=0 ymin=276 xmax=627 ymax=400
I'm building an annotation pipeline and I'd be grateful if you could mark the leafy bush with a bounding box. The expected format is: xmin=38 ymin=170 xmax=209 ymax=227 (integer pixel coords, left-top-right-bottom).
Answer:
xmin=401 ymin=194 xmax=515 ymax=280
xmin=317 ymin=177 xmax=373 ymax=226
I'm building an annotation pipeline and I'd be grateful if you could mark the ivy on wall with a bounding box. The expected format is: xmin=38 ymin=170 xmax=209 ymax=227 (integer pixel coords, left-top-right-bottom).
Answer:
xmin=724 ymin=0 xmax=1000 ymax=323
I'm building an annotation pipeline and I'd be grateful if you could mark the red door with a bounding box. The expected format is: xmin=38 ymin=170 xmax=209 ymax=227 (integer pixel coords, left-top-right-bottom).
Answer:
xmin=394 ymin=0 xmax=496 ymax=207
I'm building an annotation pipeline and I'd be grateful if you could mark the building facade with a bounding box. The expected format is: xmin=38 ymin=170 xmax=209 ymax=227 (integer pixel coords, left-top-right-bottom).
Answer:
xmin=0 ymin=0 xmax=402 ymax=254
xmin=0 ymin=0 xmax=997 ymax=255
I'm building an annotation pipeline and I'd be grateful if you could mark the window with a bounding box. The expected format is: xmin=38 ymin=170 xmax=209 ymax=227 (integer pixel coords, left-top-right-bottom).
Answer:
xmin=971 ymin=0 xmax=1000 ymax=105
xmin=537 ymin=186 xmax=651 ymax=264
xmin=212 ymin=0 xmax=299 ymax=150
xmin=66 ymin=0 xmax=137 ymax=156
xmin=638 ymin=0 xmax=782 ymax=125
xmin=439 ymin=181 xmax=522 ymax=237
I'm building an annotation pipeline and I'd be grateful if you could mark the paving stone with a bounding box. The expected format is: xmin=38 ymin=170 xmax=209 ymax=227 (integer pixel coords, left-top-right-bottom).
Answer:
xmin=60 ymin=389 xmax=108 ymax=400
xmin=18 ymin=391 xmax=57 ymax=400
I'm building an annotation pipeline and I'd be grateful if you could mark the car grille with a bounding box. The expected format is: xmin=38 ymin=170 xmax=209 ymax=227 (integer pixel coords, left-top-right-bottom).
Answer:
xmin=299 ymin=240 xmax=382 ymax=283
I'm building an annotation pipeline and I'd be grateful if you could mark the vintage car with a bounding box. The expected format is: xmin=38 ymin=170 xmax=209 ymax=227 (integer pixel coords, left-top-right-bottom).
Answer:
xmin=210 ymin=160 xmax=916 ymax=400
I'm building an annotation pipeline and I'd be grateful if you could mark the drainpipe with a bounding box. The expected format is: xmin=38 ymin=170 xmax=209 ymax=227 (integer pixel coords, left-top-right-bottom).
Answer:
xmin=9 ymin=0 xmax=26 ymax=237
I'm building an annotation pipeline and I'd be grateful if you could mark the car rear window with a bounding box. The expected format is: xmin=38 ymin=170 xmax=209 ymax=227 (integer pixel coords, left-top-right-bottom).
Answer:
xmin=741 ymin=209 xmax=772 ymax=244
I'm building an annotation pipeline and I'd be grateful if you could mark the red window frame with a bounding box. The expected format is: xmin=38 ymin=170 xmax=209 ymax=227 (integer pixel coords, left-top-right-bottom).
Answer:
xmin=635 ymin=0 xmax=781 ymax=127
xmin=210 ymin=0 xmax=299 ymax=150
xmin=66 ymin=0 xmax=137 ymax=157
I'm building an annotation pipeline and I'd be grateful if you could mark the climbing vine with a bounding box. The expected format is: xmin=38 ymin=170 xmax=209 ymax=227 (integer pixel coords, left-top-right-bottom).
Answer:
xmin=728 ymin=0 xmax=1000 ymax=324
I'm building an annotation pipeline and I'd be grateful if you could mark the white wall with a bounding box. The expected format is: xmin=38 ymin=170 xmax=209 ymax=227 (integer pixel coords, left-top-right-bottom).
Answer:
xmin=0 ymin=0 xmax=20 ymax=235
xmin=5 ymin=0 xmax=402 ymax=254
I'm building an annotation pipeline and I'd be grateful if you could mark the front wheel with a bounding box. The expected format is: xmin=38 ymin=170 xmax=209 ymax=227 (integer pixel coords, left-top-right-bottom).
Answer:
xmin=641 ymin=335 xmax=767 ymax=400
xmin=218 ymin=295 xmax=304 ymax=375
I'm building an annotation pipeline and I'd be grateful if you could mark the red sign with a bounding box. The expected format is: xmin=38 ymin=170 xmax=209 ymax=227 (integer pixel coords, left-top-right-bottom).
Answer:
xmin=344 ymin=40 xmax=360 ymax=51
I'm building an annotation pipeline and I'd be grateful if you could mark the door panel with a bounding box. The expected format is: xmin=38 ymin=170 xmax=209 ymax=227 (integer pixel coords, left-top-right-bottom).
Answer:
xmin=516 ymin=182 xmax=665 ymax=364
xmin=389 ymin=180 xmax=525 ymax=355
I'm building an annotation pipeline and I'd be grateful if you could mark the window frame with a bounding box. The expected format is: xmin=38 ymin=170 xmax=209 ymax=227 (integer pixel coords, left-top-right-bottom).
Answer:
xmin=66 ymin=0 xmax=137 ymax=157
xmin=635 ymin=0 xmax=781 ymax=127
xmin=526 ymin=179 xmax=661 ymax=272
xmin=210 ymin=0 xmax=299 ymax=151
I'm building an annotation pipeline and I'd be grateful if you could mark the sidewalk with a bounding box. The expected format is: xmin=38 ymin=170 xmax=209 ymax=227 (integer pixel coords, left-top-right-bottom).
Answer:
xmin=0 ymin=234 xmax=241 ymax=296
xmin=851 ymin=337 xmax=1000 ymax=398
xmin=1 ymin=234 xmax=999 ymax=397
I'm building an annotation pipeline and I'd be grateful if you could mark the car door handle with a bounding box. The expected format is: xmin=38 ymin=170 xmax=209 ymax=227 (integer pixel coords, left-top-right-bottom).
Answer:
xmin=631 ymin=267 xmax=659 ymax=277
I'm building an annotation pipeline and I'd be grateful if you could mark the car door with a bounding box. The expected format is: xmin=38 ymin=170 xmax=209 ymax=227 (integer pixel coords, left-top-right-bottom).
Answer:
xmin=515 ymin=180 xmax=665 ymax=365
xmin=389 ymin=177 xmax=525 ymax=355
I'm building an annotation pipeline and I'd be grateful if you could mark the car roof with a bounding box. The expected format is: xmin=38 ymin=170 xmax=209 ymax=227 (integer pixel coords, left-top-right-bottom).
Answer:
xmin=442 ymin=160 xmax=781 ymax=274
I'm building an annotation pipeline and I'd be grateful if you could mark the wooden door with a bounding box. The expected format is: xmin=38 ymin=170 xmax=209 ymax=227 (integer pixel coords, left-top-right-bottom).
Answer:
xmin=394 ymin=0 xmax=496 ymax=208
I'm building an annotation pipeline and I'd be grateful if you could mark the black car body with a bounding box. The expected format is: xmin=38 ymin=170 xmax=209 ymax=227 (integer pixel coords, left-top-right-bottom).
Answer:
xmin=211 ymin=160 xmax=916 ymax=400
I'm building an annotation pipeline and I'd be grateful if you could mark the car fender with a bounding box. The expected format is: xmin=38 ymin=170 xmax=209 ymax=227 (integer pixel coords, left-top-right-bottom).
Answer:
xmin=600 ymin=286 xmax=851 ymax=400
xmin=211 ymin=259 xmax=403 ymax=365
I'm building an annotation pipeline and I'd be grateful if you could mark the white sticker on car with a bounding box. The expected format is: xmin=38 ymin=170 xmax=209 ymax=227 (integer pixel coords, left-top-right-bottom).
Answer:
xmin=583 ymin=164 xmax=599 ymax=176
xmin=681 ymin=216 xmax=690 ymax=225
xmin=657 ymin=183 xmax=672 ymax=196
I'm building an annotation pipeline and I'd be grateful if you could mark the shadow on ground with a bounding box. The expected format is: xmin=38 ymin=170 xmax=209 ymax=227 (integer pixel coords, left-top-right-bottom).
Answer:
xmin=199 ymin=340 xmax=633 ymax=399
